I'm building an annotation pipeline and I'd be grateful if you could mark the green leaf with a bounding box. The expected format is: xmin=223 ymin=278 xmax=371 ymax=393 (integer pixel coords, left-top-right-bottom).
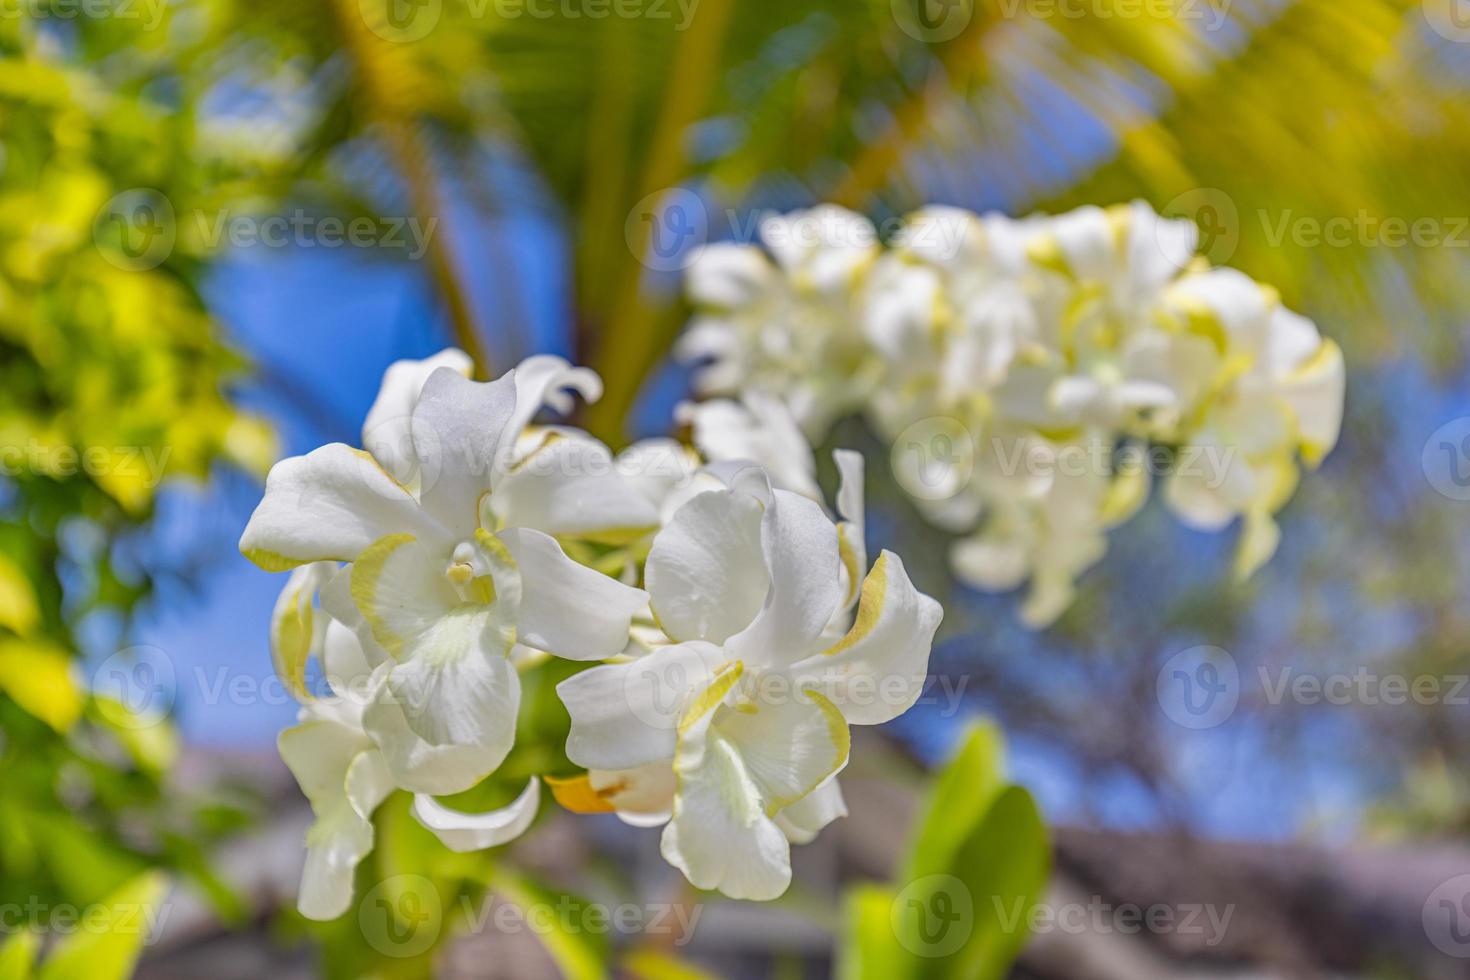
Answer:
xmin=37 ymin=871 xmax=169 ymax=980
xmin=836 ymin=884 xmax=918 ymax=980
xmin=901 ymin=720 xmax=1007 ymax=884
xmin=486 ymin=870 xmax=608 ymax=980
xmin=934 ymin=787 xmax=1051 ymax=980
xmin=0 ymin=931 xmax=39 ymax=980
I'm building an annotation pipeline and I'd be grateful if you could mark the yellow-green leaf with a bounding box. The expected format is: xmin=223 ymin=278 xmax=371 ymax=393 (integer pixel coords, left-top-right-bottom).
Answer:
xmin=0 ymin=640 xmax=83 ymax=732
xmin=37 ymin=871 xmax=169 ymax=980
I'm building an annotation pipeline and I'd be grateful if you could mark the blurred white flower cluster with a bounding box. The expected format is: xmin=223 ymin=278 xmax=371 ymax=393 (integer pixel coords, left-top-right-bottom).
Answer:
xmin=241 ymin=351 xmax=941 ymax=917
xmin=679 ymin=202 xmax=1346 ymax=625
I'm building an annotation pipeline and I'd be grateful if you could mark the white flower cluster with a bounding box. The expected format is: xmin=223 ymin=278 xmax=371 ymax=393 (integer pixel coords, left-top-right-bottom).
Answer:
xmin=241 ymin=351 xmax=941 ymax=918
xmin=679 ymin=202 xmax=1346 ymax=625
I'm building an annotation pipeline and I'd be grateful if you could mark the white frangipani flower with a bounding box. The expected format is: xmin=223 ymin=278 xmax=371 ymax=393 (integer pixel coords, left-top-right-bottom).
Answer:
xmin=269 ymin=565 xmax=542 ymax=920
xmin=679 ymin=200 xmax=1346 ymax=626
xmin=557 ymin=461 xmax=941 ymax=899
xmin=242 ymin=352 xmax=651 ymax=799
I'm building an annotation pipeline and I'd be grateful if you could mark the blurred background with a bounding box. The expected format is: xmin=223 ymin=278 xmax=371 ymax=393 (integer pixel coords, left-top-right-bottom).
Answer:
xmin=3 ymin=0 xmax=1470 ymax=976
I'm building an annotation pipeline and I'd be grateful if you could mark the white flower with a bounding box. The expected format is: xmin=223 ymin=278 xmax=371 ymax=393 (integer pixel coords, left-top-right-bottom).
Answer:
xmin=270 ymin=566 xmax=541 ymax=920
xmin=679 ymin=206 xmax=881 ymax=437
xmin=242 ymin=352 xmax=651 ymax=797
xmin=678 ymin=391 xmax=821 ymax=502
xmin=557 ymin=461 xmax=941 ymax=899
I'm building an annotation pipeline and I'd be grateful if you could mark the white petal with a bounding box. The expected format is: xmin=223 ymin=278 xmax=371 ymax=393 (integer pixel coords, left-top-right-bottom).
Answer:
xmin=794 ymin=551 xmax=942 ymax=726
xmin=363 ymin=615 xmax=521 ymax=796
xmin=727 ymin=489 xmax=844 ymax=668
xmin=362 ymin=349 xmax=473 ymax=487
xmin=681 ymin=393 xmax=821 ymax=502
xmin=775 ymin=776 xmax=847 ymax=844
xmin=686 ymin=243 xmax=775 ymax=308
xmin=349 ymin=534 xmax=461 ymax=657
xmin=411 ymin=368 xmax=518 ymax=537
xmin=646 ymin=489 xmax=768 ymax=644
xmin=239 ymin=444 xmax=449 ymax=570
xmin=496 ymin=527 xmax=648 ymax=660
xmin=1279 ymin=338 xmax=1345 ymax=464
xmin=411 ymin=778 xmax=541 ymax=852
xmin=489 ymin=430 xmax=661 ymax=536
xmin=833 ymin=449 xmax=868 ymax=614
xmin=715 ymin=684 xmax=849 ymax=814
xmin=558 ymin=641 xmax=726 ymax=771
xmin=594 ymin=762 xmax=676 ymax=825
xmin=660 ymin=669 xmax=792 ymax=901
xmin=279 ymin=719 xmax=390 ymax=921
xmin=270 ymin=562 xmax=333 ymax=701
xmin=499 ymin=357 xmax=603 ymax=466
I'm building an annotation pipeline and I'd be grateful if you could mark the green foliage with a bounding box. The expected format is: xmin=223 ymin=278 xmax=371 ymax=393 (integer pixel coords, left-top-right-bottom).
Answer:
xmin=840 ymin=722 xmax=1051 ymax=980
xmin=0 ymin=6 xmax=271 ymax=962
xmin=0 ymin=871 xmax=167 ymax=980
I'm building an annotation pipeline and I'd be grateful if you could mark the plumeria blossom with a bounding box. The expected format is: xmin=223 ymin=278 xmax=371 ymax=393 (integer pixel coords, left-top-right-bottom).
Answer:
xmin=679 ymin=206 xmax=882 ymax=437
xmin=245 ymin=351 xmax=659 ymax=917
xmin=269 ymin=564 xmax=542 ymax=920
xmin=556 ymin=457 xmax=941 ymax=900
xmin=679 ymin=201 xmax=1346 ymax=625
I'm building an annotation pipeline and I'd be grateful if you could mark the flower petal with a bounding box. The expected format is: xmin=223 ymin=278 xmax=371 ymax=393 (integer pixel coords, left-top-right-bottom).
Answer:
xmin=239 ymin=444 xmax=448 ymax=570
xmin=680 ymin=393 xmax=821 ymax=502
xmin=496 ymin=527 xmax=648 ymax=660
xmin=558 ymin=641 xmax=726 ymax=771
xmin=411 ymin=778 xmax=541 ymax=852
xmin=727 ymin=489 xmax=844 ymax=667
xmin=411 ymin=368 xmax=518 ymax=537
xmin=279 ymin=718 xmax=390 ymax=921
xmin=363 ymin=615 xmax=521 ymax=796
xmin=362 ymin=349 xmax=473 ymax=488
xmin=715 ymin=686 xmax=849 ymax=815
xmin=646 ymin=489 xmax=768 ymax=644
xmin=489 ymin=431 xmax=662 ymax=537
xmin=349 ymin=534 xmax=460 ymax=658
xmin=270 ymin=563 xmax=333 ymax=701
xmin=795 ymin=551 xmax=942 ymax=725
xmin=775 ymin=775 xmax=847 ymax=844
xmin=660 ymin=672 xmax=791 ymax=901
